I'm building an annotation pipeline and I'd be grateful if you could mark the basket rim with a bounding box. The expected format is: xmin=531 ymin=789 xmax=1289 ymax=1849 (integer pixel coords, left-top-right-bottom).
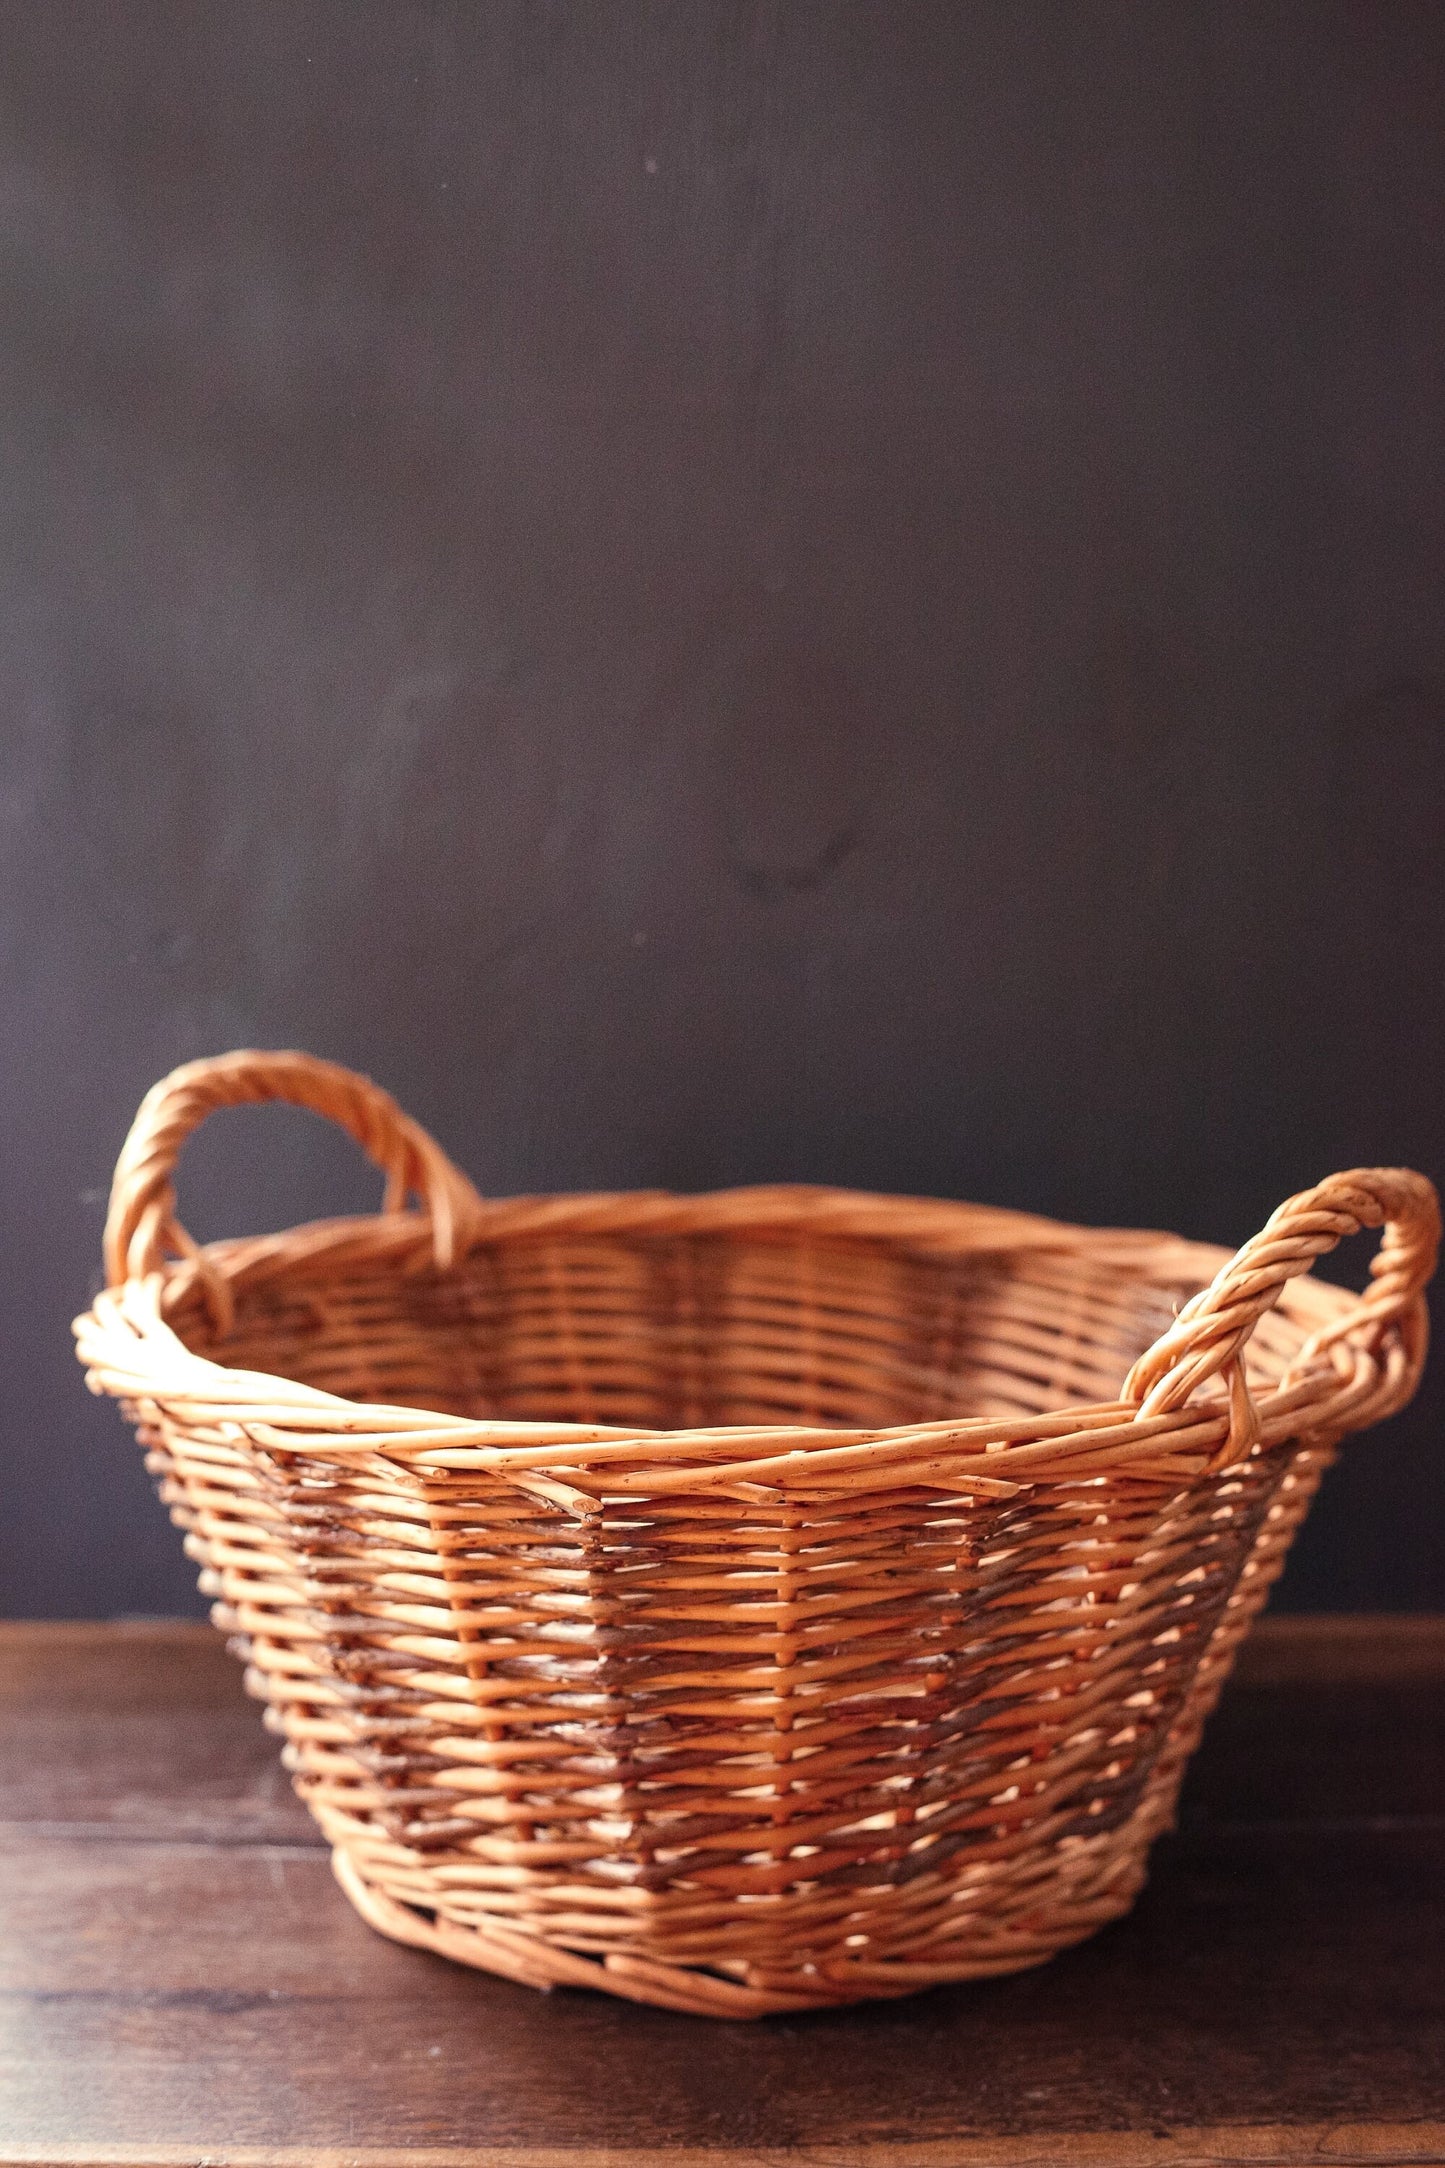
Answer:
xmin=73 ymin=1178 xmax=1398 ymax=1501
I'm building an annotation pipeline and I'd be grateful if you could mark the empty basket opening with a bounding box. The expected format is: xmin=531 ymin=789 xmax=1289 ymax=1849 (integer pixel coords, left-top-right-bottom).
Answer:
xmin=178 ymin=1231 xmax=1204 ymax=1431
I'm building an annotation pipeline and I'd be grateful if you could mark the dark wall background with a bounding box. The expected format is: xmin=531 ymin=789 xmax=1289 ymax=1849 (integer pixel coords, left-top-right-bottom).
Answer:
xmin=3 ymin=2 xmax=1443 ymax=1617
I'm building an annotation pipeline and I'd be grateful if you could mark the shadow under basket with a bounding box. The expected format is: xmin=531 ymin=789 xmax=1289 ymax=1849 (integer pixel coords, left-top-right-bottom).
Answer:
xmin=75 ymin=1052 xmax=1440 ymax=2017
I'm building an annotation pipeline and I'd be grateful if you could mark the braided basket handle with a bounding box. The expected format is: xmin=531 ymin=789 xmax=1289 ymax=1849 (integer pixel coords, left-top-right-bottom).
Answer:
xmin=104 ymin=1050 xmax=486 ymax=1289
xmin=1123 ymin=1166 xmax=1440 ymax=1465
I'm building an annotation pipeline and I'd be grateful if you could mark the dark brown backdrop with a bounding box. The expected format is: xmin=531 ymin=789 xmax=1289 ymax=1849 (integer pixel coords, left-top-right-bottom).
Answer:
xmin=3 ymin=2 xmax=1443 ymax=1616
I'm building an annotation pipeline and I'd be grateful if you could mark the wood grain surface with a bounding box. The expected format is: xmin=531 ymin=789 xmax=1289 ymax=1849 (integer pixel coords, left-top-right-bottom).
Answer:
xmin=1 ymin=1618 xmax=1442 ymax=2166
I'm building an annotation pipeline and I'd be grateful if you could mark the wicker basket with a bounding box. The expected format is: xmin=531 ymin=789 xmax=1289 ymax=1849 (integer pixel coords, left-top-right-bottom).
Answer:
xmin=75 ymin=1051 xmax=1438 ymax=2017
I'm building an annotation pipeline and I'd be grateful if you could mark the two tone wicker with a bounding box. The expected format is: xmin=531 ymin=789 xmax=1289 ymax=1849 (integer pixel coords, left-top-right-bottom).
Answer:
xmin=75 ymin=1051 xmax=1439 ymax=2017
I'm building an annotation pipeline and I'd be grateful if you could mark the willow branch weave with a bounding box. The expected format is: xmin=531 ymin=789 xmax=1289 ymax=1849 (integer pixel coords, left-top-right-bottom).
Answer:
xmin=74 ymin=1052 xmax=1439 ymax=2016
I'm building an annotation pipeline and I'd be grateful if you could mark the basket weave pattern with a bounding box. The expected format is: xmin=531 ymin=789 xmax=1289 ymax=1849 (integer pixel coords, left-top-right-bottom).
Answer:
xmin=76 ymin=1053 xmax=1439 ymax=2016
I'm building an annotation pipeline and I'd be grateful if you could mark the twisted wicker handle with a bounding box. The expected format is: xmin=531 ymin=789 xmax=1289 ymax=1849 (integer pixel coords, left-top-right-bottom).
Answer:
xmin=104 ymin=1050 xmax=486 ymax=1287
xmin=1123 ymin=1166 xmax=1440 ymax=1464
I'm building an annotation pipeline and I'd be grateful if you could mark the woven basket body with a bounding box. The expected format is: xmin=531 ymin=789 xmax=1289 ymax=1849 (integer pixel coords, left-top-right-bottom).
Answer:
xmin=76 ymin=1053 xmax=1439 ymax=2017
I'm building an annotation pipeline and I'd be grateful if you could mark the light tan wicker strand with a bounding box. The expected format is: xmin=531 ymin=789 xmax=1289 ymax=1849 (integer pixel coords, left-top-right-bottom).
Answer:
xmin=74 ymin=1051 xmax=1439 ymax=2016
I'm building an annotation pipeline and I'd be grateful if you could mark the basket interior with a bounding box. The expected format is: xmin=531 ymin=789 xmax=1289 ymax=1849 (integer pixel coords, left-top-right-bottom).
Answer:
xmin=176 ymin=1228 xmax=1305 ymax=1432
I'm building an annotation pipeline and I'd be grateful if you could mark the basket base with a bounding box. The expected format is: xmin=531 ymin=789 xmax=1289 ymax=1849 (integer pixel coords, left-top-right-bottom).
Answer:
xmin=330 ymin=1848 xmax=1135 ymax=2019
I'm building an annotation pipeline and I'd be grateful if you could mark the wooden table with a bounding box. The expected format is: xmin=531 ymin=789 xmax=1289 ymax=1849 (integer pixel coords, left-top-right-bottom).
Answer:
xmin=1 ymin=1617 xmax=1442 ymax=2168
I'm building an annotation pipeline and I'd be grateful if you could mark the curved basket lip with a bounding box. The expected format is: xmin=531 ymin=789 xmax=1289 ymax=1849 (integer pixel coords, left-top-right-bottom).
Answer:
xmin=114 ymin=1177 xmax=1230 ymax=1284
xmin=72 ymin=1180 xmax=1396 ymax=1497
